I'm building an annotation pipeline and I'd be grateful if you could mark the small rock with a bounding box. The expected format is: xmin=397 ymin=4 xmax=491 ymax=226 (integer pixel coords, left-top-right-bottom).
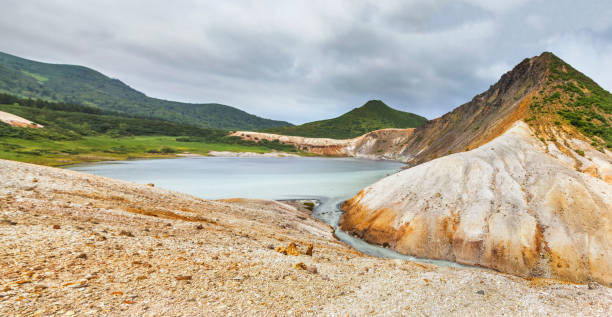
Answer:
xmin=195 ymin=224 xmax=204 ymax=230
xmin=276 ymin=242 xmax=301 ymax=256
xmin=294 ymin=262 xmax=307 ymax=270
xmin=1 ymin=219 xmax=17 ymax=226
xmin=33 ymin=284 xmax=48 ymax=291
xmin=119 ymin=230 xmax=134 ymax=237
xmin=588 ymin=282 xmax=598 ymax=290
xmin=111 ymin=291 xmax=124 ymax=296
xmin=69 ymin=283 xmax=88 ymax=289
xmin=76 ymin=253 xmax=87 ymax=259
xmin=476 ymin=290 xmax=485 ymax=295
xmin=306 ymin=244 xmax=314 ymax=256
xmin=147 ymin=183 xmax=155 ymax=187
xmin=53 ymin=224 xmax=61 ymax=229
xmin=175 ymin=275 xmax=192 ymax=281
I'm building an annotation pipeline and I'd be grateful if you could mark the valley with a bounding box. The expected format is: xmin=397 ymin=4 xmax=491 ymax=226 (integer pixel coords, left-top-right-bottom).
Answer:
xmin=1 ymin=51 xmax=612 ymax=315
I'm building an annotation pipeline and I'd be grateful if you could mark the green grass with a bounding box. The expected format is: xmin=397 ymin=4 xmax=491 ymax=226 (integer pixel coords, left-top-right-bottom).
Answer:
xmin=0 ymin=93 xmax=302 ymax=166
xmin=21 ymin=70 xmax=48 ymax=83
xmin=262 ymin=100 xmax=427 ymax=139
xmin=0 ymin=135 xmax=274 ymax=166
xmin=542 ymin=53 xmax=612 ymax=148
xmin=0 ymin=51 xmax=291 ymax=130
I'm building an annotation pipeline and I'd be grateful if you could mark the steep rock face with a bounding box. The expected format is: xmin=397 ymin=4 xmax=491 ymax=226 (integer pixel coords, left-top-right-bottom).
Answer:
xmin=396 ymin=53 xmax=550 ymax=166
xmin=230 ymin=128 xmax=415 ymax=159
xmin=340 ymin=121 xmax=612 ymax=284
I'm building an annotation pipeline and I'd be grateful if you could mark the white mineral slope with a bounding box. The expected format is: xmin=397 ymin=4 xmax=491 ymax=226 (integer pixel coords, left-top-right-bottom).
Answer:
xmin=340 ymin=121 xmax=612 ymax=285
xmin=0 ymin=110 xmax=43 ymax=128
xmin=231 ymin=128 xmax=415 ymax=160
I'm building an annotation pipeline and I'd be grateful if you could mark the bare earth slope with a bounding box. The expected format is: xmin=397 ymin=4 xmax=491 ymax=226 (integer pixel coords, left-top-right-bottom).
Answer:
xmin=394 ymin=54 xmax=549 ymax=166
xmin=2 ymin=158 xmax=611 ymax=315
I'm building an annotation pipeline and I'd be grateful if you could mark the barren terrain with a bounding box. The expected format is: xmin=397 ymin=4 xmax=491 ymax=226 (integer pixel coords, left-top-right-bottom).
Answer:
xmin=1 ymin=159 xmax=611 ymax=316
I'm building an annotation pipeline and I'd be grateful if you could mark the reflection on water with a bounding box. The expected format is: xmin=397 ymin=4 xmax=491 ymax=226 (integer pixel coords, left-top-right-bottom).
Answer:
xmin=68 ymin=156 xmax=462 ymax=267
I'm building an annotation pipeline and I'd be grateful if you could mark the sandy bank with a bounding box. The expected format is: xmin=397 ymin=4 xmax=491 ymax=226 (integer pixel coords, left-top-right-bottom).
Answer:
xmin=207 ymin=151 xmax=300 ymax=158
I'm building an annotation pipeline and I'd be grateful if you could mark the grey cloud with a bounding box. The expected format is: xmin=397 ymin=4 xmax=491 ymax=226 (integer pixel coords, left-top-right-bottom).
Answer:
xmin=0 ymin=0 xmax=611 ymax=124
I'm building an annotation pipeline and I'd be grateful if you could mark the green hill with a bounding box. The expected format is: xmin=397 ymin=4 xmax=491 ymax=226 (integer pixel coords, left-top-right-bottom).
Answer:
xmin=262 ymin=100 xmax=427 ymax=139
xmin=0 ymin=51 xmax=291 ymax=130
xmin=525 ymin=52 xmax=611 ymax=149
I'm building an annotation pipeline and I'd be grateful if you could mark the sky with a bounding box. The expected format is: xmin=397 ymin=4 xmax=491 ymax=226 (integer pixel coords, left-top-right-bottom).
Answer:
xmin=1 ymin=1 xmax=611 ymax=124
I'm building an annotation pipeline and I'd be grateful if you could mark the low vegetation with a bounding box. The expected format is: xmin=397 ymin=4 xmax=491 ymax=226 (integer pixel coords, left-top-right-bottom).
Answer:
xmin=0 ymin=93 xmax=299 ymax=166
xmin=262 ymin=100 xmax=427 ymax=139
xmin=527 ymin=53 xmax=611 ymax=149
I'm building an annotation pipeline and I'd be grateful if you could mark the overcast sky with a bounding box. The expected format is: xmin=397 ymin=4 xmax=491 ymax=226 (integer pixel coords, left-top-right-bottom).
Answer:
xmin=1 ymin=1 xmax=611 ymax=124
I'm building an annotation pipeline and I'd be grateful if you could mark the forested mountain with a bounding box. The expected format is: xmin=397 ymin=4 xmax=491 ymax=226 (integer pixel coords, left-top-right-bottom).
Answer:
xmin=0 ymin=51 xmax=292 ymax=130
xmin=262 ymin=100 xmax=426 ymax=139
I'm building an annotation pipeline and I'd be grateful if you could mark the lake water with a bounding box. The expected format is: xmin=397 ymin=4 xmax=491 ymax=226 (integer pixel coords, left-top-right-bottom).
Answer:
xmin=68 ymin=156 xmax=461 ymax=266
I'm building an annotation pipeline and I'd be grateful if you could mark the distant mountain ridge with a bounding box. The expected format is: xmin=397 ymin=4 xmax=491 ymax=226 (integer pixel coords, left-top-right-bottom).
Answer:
xmin=0 ymin=51 xmax=291 ymax=130
xmin=262 ymin=100 xmax=426 ymax=139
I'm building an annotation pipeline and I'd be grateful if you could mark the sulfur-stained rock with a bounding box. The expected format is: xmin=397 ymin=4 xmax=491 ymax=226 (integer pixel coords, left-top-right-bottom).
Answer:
xmin=276 ymin=242 xmax=301 ymax=256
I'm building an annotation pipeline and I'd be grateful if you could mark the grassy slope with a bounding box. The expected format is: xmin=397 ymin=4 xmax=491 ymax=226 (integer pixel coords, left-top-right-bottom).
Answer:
xmin=262 ymin=100 xmax=427 ymax=139
xmin=525 ymin=53 xmax=612 ymax=150
xmin=0 ymin=95 xmax=300 ymax=166
xmin=0 ymin=51 xmax=291 ymax=130
xmin=0 ymin=135 xmax=272 ymax=166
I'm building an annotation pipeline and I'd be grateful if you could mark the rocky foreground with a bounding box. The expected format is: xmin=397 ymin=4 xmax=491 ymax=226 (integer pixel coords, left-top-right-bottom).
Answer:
xmin=1 ymin=159 xmax=611 ymax=316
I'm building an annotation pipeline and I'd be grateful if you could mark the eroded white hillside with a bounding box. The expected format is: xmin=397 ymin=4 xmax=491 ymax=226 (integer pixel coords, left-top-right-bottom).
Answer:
xmin=0 ymin=110 xmax=43 ymax=128
xmin=340 ymin=121 xmax=612 ymax=285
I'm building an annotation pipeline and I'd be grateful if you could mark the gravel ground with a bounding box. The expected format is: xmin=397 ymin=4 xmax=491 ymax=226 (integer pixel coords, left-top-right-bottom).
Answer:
xmin=0 ymin=158 xmax=611 ymax=316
